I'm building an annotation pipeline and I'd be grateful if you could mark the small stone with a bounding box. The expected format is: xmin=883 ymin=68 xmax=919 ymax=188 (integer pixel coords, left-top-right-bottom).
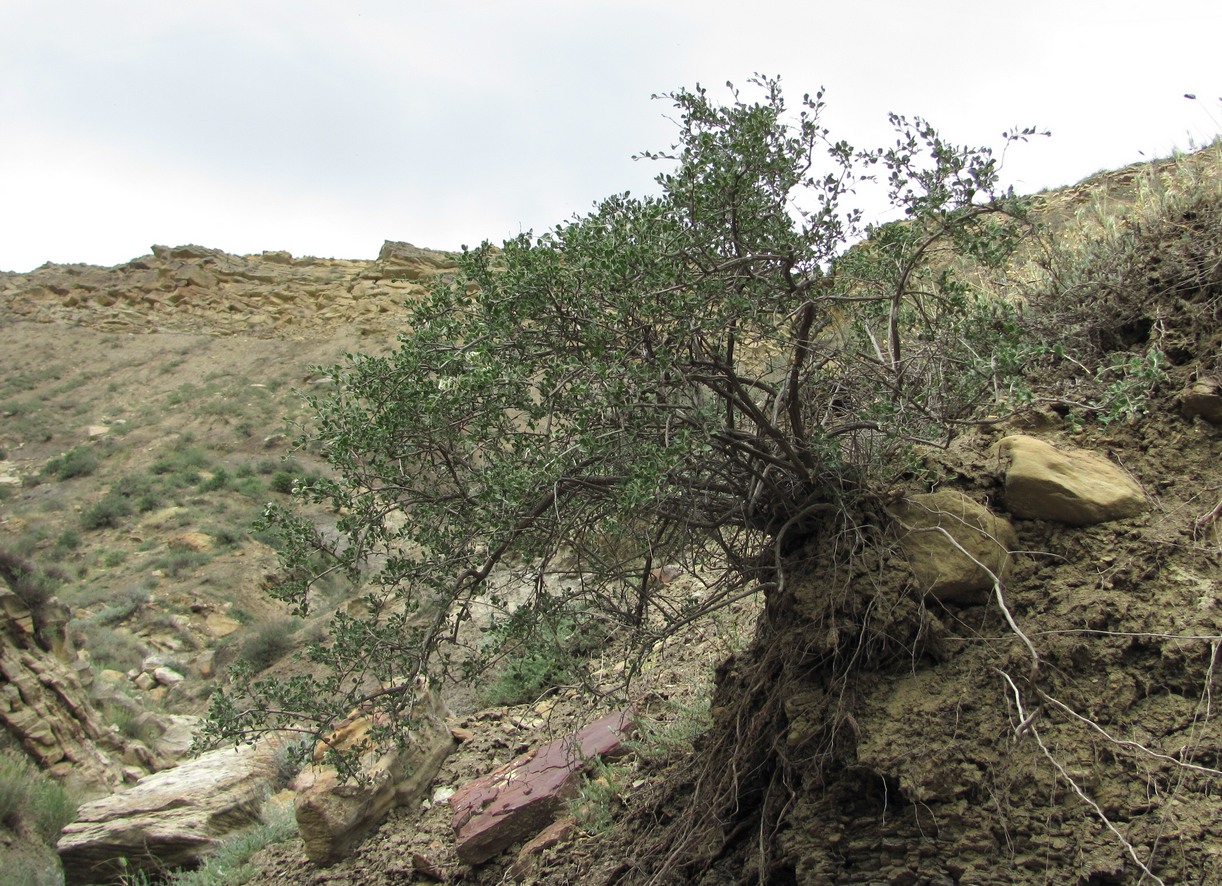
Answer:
xmin=432 ymin=785 xmax=456 ymax=805
xmin=411 ymin=851 xmax=447 ymax=881
xmin=509 ymin=816 xmax=578 ymax=881
xmin=995 ymin=435 xmax=1146 ymax=525
xmin=1183 ymin=378 xmax=1222 ymax=424
xmin=889 ymin=490 xmax=1017 ymax=606
xmin=152 ymin=666 xmax=185 ymax=686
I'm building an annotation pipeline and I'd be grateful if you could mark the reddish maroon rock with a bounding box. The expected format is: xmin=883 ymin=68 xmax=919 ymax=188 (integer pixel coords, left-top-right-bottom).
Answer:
xmin=449 ymin=709 xmax=634 ymax=864
xmin=509 ymin=816 xmax=579 ymax=881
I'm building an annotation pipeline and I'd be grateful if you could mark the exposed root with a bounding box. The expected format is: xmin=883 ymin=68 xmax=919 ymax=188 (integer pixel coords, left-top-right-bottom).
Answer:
xmin=1000 ymin=671 xmax=1167 ymax=886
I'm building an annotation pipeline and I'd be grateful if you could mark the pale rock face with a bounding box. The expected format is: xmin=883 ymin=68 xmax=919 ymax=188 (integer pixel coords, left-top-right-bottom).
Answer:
xmin=57 ymin=739 xmax=283 ymax=885
xmin=995 ymin=435 xmax=1147 ymax=525
xmin=0 ymin=240 xmax=456 ymax=339
xmin=889 ymin=490 xmax=1017 ymax=606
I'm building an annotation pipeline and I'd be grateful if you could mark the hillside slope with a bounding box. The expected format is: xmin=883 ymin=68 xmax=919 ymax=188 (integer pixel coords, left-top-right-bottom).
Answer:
xmin=1 ymin=146 xmax=1220 ymax=885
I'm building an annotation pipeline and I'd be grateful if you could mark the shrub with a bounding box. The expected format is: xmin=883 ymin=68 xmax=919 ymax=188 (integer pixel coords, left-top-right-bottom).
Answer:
xmin=567 ymin=758 xmax=628 ymax=837
xmin=268 ymin=471 xmax=296 ymax=495
xmin=0 ymin=549 xmax=60 ymax=619
xmin=208 ymin=526 xmax=245 ymax=548
xmin=112 ymin=473 xmax=162 ymax=512
xmin=100 ymin=549 xmax=128 ymax=568
xmin=54 ymin=529 xmax=81 ymax=553
xmin=237 ymin=619 xmax=298 ymax=673
xmin=80 ymin=491 xmax=132 ymax=530
xmin=41 ymin=445 xmax=98 ymax=481
xmin=149 ymin=549 xmax=212 ymax=578
xmin=199 ymin=466 xmax=231 ymax=492
xmin=233 ymin=475 xmax=266 ymax=500
xmin=0 ymin=844 xmax=65 ymax=886
xmin=0 ymin=751 xmax=77 ymax=843
xmin=481 ymin=606 xmax=599 ymax=705
xmin=202 ymin=78 xmax=1042 ymax=766
xmin=150 ymin=443 xmax=210 ymax=483
xmin=79 ymin=625 xmax=145 ymax=672
xmin=76 ymin=585 xmax=148 ymax=628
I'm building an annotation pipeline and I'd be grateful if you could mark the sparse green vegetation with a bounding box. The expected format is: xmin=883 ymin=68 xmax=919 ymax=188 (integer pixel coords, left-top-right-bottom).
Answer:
xmin=0 ymin=751 xmax=77 ymax=843
xmin=160 ymin=803 xmax=298 ymax=886
xmin=207 ymin=525 xmax=245 ymax=548
xmin=630 ymin=696 xmax=712 ymax=765
xmin=76 ymin=624 xmax=145 ymax=672
xmin=200 ymin=466 xmax=231 ymax=492
xmin=567 ymin=758 xmax=628 ymax=837
xmin=237 ymin=619 xmax=298 ymax=673
xmin=481 ymin=607 xmax=598 ymax=706
xmin=232 ymin=474 xmax=267 ymax=500
xmin=54 ymin=529 xmax=82 ymax=553
xmin=101 ymin=549 xmax=128 ymax=568
xmin=80 ymin=490 xmax=133 ymax=530
xmin=0 ymin=549 xmax=61 ymax=619
xmin=149 ymin=549 xmax=213 ymax=578
xmin=41 ymin=444 xmax=99 ymax=480
xmin=150 ymin=442 xmax=210 ymax=483
xmin=75 ymin=585 xmax=148 ymax=628
xmin=112 ymin=473 xmax=163 ymax=512
xmin=0 ymin=844 xmax=65 ymax=886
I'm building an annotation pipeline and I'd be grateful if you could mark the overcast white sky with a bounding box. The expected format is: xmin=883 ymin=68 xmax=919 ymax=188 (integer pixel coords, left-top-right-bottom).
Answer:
xmin=1 ymin=1 xmax=1218 ymax=272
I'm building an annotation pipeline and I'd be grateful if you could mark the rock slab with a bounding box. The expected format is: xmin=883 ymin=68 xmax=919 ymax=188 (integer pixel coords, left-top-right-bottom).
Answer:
xmin=996 ymin=434 xmax=1147 ymax=525
xmin=293 ymin=689 xmax=455 ymax=866
xmin=57 ymin=740 xmax=282 ymax=885
xmin=889 ymin=490 xmax=1018 ymax=605
xmin=449 ymin=709 xmax=634 ymax=865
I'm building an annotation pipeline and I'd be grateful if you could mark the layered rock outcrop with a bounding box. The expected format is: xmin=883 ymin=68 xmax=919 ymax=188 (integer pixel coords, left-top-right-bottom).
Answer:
xmin=0 ymin=566 xmax=141 ymax=794
xmin=0 ymin=241 xmax=456 ymax=339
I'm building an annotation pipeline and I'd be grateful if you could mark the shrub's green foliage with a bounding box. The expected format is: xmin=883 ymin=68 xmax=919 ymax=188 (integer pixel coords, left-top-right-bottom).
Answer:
xmin=80 ymin=491 xmax=133 ymax=530
xmin=41 ymin=445 xmax=99 ymax=481
xmin=237 ymin=619 xmax=298 ymax=673
xmin=0 ymin=751 xmax=77 ymax=843
xmin=481 ymin=603 xmax=600 ymax=705
xmin=202 ymin=77 xmax=1038 ymax=762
